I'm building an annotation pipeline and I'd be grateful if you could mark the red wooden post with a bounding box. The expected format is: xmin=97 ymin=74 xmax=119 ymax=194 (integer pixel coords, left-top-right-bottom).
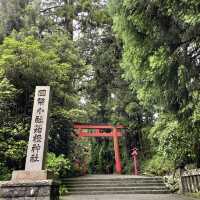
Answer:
xmin=113 ymin=127 xmax=122 ymax=174
xmin=131 ymin=148 xmax=139 ymax=175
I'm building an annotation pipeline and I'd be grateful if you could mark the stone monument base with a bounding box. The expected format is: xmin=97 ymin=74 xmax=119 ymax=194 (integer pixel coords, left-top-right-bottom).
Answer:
xmin=12 ymin=170 xmax=54 ymax=181
xmin=0 ymin=180 xmax=60 ymax=200
xmin=0 ymin=170 xmax=59 ymax=199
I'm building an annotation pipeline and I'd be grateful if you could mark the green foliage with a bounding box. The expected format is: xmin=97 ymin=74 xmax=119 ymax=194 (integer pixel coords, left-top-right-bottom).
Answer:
xmin=0 ymin=74 xmax=18 ymax=120
xmin=74 ymin=0 xmax=152 ymax=174
xmin=0 ymin=162 xmax=12 ymax=181
xmin=0 ymin=23 xmax=87 ymax=176
xmin=0 ymin=32 xmax=85 ymax=94
xmin=0 ymin=72 xmax=28 ymax=174
xmin=0 ymin=0 xmax=28 ymax=41
xmin=149 ymin=113 xmax=195 ymax=165
xmin=142 ymin=153 xmax=173 ymax=176
xmin=0 ymin=77 xmax=17 ymax=102
xmin=0 ymin=121 xmax=29 ymax=167
xmin=109 ymin=0 xmax=200 ymax=169
xmin=88 ymin=139 xmax=115 ymax=174
xmin=47 ymin=153 xmax=71 ymax=178
xmin=109 ymin=0 xmax=200 ymax=111
xmin=59 ymin=185 xmax=69 ymax=196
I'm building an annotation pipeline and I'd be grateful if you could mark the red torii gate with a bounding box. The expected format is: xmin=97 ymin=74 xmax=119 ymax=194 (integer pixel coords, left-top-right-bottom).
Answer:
xmin=74 ymin=123 xmax=125 ymax=174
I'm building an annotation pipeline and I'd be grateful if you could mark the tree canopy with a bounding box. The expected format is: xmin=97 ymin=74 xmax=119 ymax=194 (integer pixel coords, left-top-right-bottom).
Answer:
xmin=109 ymin=0 xmax=200 ymax=167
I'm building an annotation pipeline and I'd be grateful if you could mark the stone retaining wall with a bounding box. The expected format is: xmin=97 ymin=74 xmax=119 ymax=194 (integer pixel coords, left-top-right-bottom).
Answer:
xmin=0 ymin=180 xmax=60 ymax=200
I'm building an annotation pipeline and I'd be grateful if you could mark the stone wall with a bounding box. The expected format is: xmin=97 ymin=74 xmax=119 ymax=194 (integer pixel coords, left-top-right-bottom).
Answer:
xmin=0 ymin=180 xmax=60 ymax=200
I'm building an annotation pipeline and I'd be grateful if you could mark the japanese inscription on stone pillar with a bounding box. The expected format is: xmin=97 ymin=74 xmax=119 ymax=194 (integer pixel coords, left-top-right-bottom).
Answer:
xmin=25 ymin=86 xmax=50 ymax=171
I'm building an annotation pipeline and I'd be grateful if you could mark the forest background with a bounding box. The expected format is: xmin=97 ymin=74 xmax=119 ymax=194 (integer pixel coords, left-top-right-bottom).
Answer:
xmin=0 ymin=0 xmax=200 ymax=182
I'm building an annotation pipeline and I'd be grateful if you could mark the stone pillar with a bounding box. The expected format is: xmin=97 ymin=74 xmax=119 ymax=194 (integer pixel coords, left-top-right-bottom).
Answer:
xmin=12 ymin=86 xmax=51 ymax=181
xmin=0 ymin=86 xmax=60 ymax=200
xmin=25 ymin=86 xmax=50 ymax=171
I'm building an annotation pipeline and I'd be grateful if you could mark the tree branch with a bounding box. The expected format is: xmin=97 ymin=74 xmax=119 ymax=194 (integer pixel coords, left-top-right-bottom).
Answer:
xmin=40 ymin=5 xmax=63 ymax=13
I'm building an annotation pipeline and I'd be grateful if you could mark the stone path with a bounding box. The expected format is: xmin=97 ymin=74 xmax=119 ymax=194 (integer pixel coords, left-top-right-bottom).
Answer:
xmin=61 ymin=194 xmax=196 ymax=200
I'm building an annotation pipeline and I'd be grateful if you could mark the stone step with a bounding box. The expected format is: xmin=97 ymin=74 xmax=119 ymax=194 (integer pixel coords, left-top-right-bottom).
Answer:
xmin=64 ymin=180 xmax=164 ymax=184
xmin=65 ymin=190 xmax=170 ymax=195
xmin=65 ymin=183 xmax=166 ymax=187
xmin=64 ymin=179 xmax=163 ymax=182
xmin=62 ymin=179 xmax=164 ymax=184
xmin=61 ymin=175 xmax=170 ymax=195
xmin=63 ymin=182 xmax=165 ymax=186
xmin=68 ymin=186 xmax=168 ymax=192
xmin=63 ymin=177 xmax=163 ymax=181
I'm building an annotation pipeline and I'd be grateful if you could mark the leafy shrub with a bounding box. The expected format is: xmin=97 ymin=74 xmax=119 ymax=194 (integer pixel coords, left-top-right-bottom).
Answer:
xmin=122 ymin=159 xmax=132 ymax=174
xmin=0 ymin=162 xmax=11 ymax=181
xmin=47 ymin=153 xmax=71 ymax=178
xmin=142 ymin=153 xmax=173 ymax=176
xmin=164 ymin=174 xmax=179 ymax=192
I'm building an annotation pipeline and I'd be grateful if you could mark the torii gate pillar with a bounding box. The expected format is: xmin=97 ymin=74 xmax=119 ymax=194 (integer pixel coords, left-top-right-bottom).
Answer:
xmin=113 ymin=127 xmax=122 ymax=173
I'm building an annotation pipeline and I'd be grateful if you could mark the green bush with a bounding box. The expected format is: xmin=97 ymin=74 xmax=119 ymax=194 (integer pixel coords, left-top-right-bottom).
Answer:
xmin=0 ymin=162 xmax=12 ymax=181
xmin=47 ymin=153 xmax=71 ymax=178
xmin=122 ymin=159 xmax=132 ymax=174
xmin=141 ymin=153 xmax=173 ymax=176
xmin=59 ymin=185 xmax=69 ymax=195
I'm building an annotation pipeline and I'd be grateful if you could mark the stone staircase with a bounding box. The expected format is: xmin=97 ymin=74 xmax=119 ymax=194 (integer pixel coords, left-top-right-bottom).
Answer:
xmin=61 ymin=175 xmax=170 ymax=195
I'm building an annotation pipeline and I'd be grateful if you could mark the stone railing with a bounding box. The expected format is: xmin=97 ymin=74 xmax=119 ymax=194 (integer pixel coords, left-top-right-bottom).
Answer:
xmin=181 ymin=169 xmax=200 ymax=193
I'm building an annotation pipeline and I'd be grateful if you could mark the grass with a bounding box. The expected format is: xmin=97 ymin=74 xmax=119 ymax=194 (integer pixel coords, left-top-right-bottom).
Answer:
xmin=185 ymin=192 xmax=200 ymax=199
